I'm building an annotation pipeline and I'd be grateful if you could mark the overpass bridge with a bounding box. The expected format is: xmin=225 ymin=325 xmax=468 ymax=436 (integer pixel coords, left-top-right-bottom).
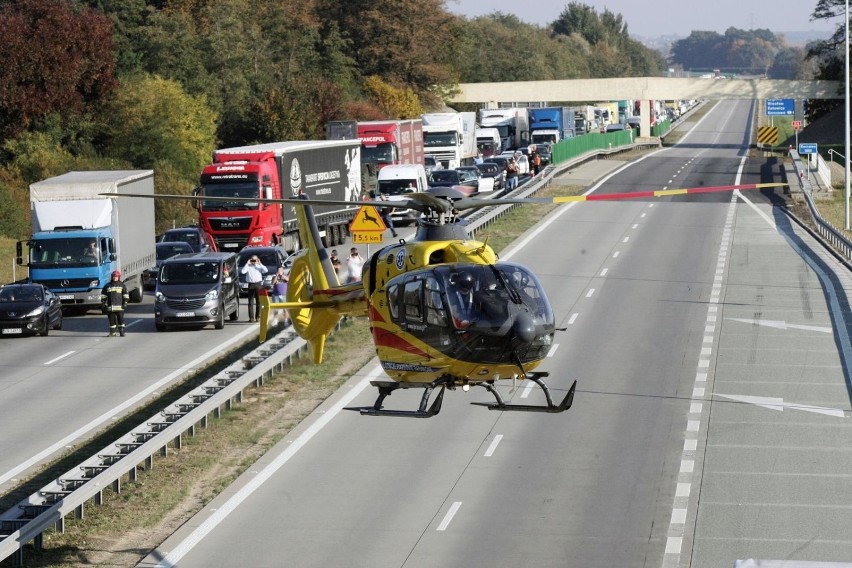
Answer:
xmin=448 ymin=77 xmax=842 ymax=137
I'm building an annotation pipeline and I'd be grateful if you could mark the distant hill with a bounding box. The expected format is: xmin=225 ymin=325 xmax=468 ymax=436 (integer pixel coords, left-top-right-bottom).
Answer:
xmin=634 ymin=30 xmax=833 ymax=55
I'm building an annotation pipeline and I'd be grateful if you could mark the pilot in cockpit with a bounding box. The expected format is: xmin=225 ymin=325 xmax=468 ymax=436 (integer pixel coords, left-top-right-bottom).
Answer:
xmin=450 ymin=270 xmax=480 ymax=328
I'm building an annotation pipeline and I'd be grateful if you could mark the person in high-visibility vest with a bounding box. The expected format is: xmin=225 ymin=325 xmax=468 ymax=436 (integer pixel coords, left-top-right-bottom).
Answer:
xmin=101 ymin=270 xmax=129 ymax=336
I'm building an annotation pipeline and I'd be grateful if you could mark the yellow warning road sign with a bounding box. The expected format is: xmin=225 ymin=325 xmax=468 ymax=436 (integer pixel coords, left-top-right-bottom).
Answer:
xmin=350 ymin=206 xmax=386 ymax=232
xmin=757 ymin=126 xmax=779 ymax=146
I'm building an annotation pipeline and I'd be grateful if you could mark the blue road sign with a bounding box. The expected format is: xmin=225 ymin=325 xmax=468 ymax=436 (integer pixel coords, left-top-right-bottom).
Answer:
xmin=798 ymin=143 xmax=818 ymax=154
xmin=766 ymin=99 xmax=795 ymax=116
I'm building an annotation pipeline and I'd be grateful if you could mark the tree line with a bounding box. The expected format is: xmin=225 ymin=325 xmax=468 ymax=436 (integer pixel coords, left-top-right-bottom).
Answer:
xmin=0 ymin=0 xmax=694 ymax=238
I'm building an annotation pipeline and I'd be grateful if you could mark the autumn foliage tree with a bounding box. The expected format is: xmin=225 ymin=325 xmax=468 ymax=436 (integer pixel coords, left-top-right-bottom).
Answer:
xmin=0 ymin=0 xmax=116 ymax=138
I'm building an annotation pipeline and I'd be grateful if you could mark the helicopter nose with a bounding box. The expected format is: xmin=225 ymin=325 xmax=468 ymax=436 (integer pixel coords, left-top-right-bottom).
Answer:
xmin=512 ymin=313 xmax=536 ymax=343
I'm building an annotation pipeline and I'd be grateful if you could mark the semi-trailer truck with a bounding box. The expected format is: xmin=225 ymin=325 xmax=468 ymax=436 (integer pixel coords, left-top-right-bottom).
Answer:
xmin=196 ymin=140 xmax=362 ymax=253
xmin=420 ymin=112 xmax=477 ymax=169
xmin=528 ymin=107 xmax=576 ymax=164
xmin=19 ymin=170 xmax=155 ymax=312
xmin=479 ymin=108 xmax=529 ymax=151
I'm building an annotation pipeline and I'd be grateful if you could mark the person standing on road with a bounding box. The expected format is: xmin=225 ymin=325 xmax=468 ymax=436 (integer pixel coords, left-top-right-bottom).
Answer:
xmin=376 ymin=193 xmax=398 ymax=238
xmin=241 ymin=254 xmax=268 ymax=322
xmin=101 ymin=270 xmax=129 ymax=337
xmin=347 ymin=247 xmax=365 ymax=283
xmin=505 ymin=157 xmax=519 ymax=191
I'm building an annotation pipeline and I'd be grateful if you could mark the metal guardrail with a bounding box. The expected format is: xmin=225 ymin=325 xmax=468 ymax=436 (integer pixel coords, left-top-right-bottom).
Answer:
xmin=790 ymin=150 xmax=852 ymax=263
xmin=0 ymin=142 xmax=659 ymax=566
xmin=0 ymin=325 xmax=312 ymax=566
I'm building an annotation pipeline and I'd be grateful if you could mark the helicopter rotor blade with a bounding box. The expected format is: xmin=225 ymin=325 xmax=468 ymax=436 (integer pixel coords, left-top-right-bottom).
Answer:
xmin=104 ymin=192 xmax=440 ymax=214
xmin=451 ymin=182 xmax=788 ymax=211
xmin=106 ymin=181 xmax=786 ymax=216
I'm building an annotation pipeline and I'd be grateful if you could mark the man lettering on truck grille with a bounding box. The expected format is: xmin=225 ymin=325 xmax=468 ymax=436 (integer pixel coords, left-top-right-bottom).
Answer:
xmin=101 ymin=270 xmax=129 ymax=337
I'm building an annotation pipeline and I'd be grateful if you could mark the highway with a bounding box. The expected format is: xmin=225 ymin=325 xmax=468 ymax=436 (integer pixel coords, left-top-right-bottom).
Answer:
xmin=139 ymin=100 xmax=852 ymax=567
xmin=0 ymin=298 xmax=260 ymax=490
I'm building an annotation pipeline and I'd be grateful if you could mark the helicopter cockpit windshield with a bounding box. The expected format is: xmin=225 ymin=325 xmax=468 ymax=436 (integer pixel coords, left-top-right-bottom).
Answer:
xmin=384 ymin=263 xmax=555 ymax=365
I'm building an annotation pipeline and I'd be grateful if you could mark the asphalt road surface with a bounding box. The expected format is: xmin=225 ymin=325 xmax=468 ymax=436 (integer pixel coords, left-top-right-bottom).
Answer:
xmin=139 ymin=100 xmax=850 ymax=567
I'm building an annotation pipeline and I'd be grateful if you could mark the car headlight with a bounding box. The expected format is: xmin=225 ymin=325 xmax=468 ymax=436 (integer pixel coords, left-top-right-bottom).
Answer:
xmin=205 ymin=289 xmax=219 ymax=301
xmin=155 ymin=291 xmax=165 ymax=303
xmin=27 ymin=306 xmax=45 ymax=317
xmin=89 ymin=279 xmax=100 ymax=288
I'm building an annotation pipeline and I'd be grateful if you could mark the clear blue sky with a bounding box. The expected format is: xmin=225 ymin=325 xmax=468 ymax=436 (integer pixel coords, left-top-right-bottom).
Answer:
xmin=446 ymin=0 xmax=839 ymax=38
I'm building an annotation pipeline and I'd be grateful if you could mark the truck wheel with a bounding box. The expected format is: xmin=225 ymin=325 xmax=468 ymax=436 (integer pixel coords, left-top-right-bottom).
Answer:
xmin=214 ymin=302 xmax=225 ymax=329
xmin=129 ymin=286 xmax=143 ymax=303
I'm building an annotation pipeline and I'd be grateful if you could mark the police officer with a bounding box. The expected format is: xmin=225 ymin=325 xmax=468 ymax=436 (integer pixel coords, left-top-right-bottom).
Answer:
xmin=101 ymin=270 xmax=129 ymax=336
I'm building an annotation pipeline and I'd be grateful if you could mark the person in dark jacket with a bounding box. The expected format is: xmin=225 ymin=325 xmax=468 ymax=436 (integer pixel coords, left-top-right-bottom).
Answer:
xmin=101 ymin=270 xmax=129 ymax=336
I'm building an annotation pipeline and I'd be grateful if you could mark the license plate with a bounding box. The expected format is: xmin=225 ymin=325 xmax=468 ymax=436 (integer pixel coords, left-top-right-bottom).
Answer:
xmin=175 ymin=312 xmax=195 ymax=317
xmin=58 ymin=294 xmax=74 ymax=300
xmin=2 ymin=328 xmax=22 ymax=335
xmin=224 ymin=243 xmax=238 ymax=248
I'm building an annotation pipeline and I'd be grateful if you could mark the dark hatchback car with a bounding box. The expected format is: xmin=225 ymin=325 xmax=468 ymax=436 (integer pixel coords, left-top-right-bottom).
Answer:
xmin=144 ymin=241 xmax=196 ymax=290
xmin=428 ymin=169 xmax=478 ymax=190
xmin=236 ymin=246 xmax=291 ymax=296
xmin=0 ymin=283 xmax=63 ymax=337
xmin=483 ymin=156 xmax=510 ymax=176
xmin=159 ymin=227 xmax=217 ymax=253
xmin=476 ymin=162 xmax=505 ymax=190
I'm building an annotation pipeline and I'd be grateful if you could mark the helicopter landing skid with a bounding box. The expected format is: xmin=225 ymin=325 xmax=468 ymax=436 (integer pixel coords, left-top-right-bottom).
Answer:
xmin=345 ymin=378 xmax=452 ymax=418
xmin=471 ymin=375 xmax=577 ymax=413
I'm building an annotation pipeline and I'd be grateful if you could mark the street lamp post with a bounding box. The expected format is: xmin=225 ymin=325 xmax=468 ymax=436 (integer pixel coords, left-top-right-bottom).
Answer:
xmin=846 ymin=0 xmax=850 ymax=229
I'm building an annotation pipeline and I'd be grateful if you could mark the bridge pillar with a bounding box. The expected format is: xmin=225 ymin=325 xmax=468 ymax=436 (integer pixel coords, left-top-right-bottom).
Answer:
xmin=639 ymin=99 xmax=651 ymax=138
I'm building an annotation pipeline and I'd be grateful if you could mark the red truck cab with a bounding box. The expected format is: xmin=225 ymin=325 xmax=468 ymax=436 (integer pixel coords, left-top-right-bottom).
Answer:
xmin=197 ymin=151 xmax=281 ymax=252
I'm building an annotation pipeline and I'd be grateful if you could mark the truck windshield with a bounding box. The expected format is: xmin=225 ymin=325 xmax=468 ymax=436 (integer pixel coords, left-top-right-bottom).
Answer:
xmin=200 ymin=182 xmax=260 ymax=211
xmin=30 ymin=237 xmax=101 ymax=268
xmin=423 ymin=132 xmax=458 ymax=147
xmin=531 ymin=133 xmax=557 ymax=145
xmin=362 ymin=144 xmax=395 ymax=163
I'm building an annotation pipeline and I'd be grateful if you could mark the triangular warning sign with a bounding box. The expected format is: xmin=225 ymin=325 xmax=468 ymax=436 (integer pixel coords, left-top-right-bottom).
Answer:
xmin=350 ymin=206 xmax=386 ymax=232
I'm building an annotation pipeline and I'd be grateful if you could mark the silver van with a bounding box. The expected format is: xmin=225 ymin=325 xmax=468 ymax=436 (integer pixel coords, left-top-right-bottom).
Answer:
xmin=154 ymin=252 xmax=240 ymax=331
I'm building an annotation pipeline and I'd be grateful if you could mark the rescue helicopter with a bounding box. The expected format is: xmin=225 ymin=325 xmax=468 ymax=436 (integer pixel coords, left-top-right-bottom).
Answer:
xmin=117 ymin=179 xmax=785 ymax=418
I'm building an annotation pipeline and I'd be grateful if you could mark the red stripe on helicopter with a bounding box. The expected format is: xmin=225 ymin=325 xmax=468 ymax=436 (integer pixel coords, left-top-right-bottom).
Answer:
xmin=554 ymin=182 xmax=784 ymax=203
xmin=373 ymin=328 xmax=432 ymax=359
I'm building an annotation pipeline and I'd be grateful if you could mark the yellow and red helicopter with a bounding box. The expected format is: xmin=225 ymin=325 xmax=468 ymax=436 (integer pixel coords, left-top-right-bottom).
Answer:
xmin=116 ymin=180 xmax=785 ymax=417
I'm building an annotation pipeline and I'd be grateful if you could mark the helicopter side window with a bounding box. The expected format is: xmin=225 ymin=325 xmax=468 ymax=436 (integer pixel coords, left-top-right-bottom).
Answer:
xmin=387 ymin=283 xmax=400 ymax=320
xmin=402 ymin=280 xmax=422 ymax=322
xmin=424 ymin=277 xmax=448 ymax=326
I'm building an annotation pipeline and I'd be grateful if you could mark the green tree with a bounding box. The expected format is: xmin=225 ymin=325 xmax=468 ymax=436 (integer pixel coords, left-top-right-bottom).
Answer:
xmin=99 ymin=73 xmax=217 ymax=181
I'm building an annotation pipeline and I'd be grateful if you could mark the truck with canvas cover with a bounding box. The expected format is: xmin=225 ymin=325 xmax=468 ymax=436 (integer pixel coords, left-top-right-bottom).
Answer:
xmin=197 ymin=140 xmax=362 ymax=254
xmin=19 ymin=170 xmax=155 ymax=312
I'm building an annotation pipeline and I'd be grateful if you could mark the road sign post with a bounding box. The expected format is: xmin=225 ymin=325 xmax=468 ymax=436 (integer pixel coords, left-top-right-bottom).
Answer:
xmin=799 ymin=143 xmax=818 ymax=182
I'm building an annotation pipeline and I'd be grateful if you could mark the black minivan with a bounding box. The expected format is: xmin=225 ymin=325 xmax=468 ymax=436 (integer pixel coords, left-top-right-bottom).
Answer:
xmin=154 ymin=252 xmax=240 ymax=331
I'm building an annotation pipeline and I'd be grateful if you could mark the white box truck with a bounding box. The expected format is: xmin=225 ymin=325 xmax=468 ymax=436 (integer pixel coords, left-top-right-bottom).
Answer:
xmin=19 ymin=170 xmax=155 ymax=312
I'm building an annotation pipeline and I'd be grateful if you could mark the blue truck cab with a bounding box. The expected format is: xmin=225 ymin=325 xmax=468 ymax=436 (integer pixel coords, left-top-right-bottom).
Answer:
xmin=19 ymin=171 xmax=155 ymax=312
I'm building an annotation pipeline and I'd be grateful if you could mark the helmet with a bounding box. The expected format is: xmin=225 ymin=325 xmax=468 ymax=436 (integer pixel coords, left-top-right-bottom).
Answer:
xmin=456 ymin=271 xmax=475 ymax=293
xmin=111 ymin=270 xmax=121 ymax=278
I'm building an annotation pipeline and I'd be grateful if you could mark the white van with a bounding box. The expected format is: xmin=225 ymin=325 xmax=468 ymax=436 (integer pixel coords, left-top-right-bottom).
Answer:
xmin=376 ymin=164 xmax=429 ymax=225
